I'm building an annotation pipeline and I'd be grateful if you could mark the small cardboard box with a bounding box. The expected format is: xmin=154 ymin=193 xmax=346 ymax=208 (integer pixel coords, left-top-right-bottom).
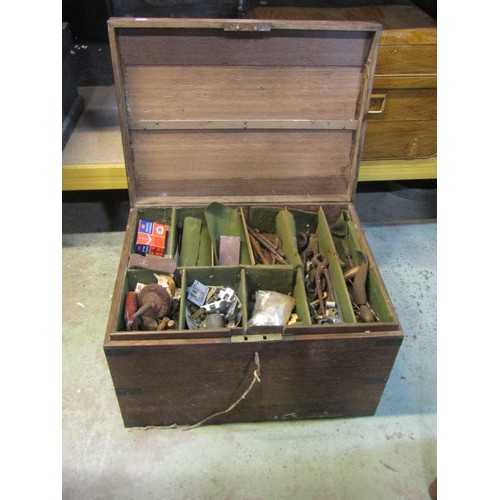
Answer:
xmin=104 ymin=18 xmax=403 ymax=427
xmin=135 ymin=219 xmax=168 ymax=256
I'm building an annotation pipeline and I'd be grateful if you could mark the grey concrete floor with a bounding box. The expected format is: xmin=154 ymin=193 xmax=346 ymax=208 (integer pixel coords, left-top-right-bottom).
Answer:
xmin=62 ymin=213 xmax=437 ymax=499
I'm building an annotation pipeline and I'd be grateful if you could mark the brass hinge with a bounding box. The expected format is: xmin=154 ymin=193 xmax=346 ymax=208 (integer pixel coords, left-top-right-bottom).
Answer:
xmin=224 ymin=22 xmax=272 ymax=32
xmin=231 ymin=333 xmax=282 ymax=343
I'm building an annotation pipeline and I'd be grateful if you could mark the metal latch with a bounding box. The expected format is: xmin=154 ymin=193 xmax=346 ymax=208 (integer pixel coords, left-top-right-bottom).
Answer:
xmin=224 ymin=22 xmax=272 ymax=32
xmin=231 ymin=333 xmax=282 ymax=343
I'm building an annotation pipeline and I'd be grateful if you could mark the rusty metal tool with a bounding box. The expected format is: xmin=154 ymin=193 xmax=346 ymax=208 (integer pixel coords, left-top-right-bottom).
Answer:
xmin=248 ymin=231 xmax=270 ymax=264
xmin=247 ymin=227 xmax=287 ymax=264
xmin=133 ymin=283 xmax=172 ymax=320
xmin=310 ymin=254 xmax=335 ymax=316
xmin=351 ymin=251 xmax=375 ymax=323
xmin=343 ymin=265 xmax=360 ymax=281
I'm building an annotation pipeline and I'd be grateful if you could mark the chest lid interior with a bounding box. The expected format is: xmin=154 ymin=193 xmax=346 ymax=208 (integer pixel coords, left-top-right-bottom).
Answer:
xmin=108 ymin=18 xmax=381 ymax=206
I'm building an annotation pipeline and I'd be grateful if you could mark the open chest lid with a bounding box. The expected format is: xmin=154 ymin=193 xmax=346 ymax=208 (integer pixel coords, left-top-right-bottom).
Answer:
xmin=108 ymin=18 xmax=381 ymax=206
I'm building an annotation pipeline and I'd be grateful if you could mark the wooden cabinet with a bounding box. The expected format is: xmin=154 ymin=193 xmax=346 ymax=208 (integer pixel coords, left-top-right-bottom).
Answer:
xmin=251 ymin=3 xmax=437 ymax=161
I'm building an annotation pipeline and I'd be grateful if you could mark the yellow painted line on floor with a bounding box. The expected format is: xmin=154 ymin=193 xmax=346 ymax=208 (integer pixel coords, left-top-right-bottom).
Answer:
xmin=63 ymin=163 xmax=128 ymax=191
xmin=358 ymin=158 xmax=437 ymax=182
xmin=63 ymin=158 xmax=437 ymax=191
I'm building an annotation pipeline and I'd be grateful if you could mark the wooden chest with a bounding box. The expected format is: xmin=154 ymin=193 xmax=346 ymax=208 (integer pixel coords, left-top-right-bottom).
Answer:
xmin=104 ymin=18 xmax=403 ymax=427
xmin=251 ymin=3 xmax=437 ymax=160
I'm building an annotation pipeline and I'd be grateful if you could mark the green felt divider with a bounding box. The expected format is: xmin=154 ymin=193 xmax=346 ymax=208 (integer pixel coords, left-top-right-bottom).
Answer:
xmin=317 ymin=208 xmax=357 ymax=323
xmin=247 ymin=206 xmax=281 ymax=233
xmin=185 ymin=266 xmax=242 ymax=288
xmin=286 ymin=207 xmax=319 ymax=233
xmin=243 ymin=265 xmax=309 ymax=325
xmin=175 ymin=207 xmax=214 ymax=267
xmin=293 ymin=268 xmax=312 ymax=325
xmin=331 ymin=210 xmax=393 ymax=322
xmin=197 ymin=224 xmax=212 ymax=266
xmin=276 ymin=209 xmax=303 ymax=268
xmin=244 ymin=265 xmax=295 ymax=296
xmin=366 ymin=268 xmax=393 ymax=322
xmin=238 ymin=269 xmax=248 ymax=328
xmin=179 ymin=216 xmax=202 ymax=267
xmin=246 ymin=206 xmax=302 ymax=268
xmin=167 ymin=207 xmax=177 ymax=258
xmin=136 ymin=207 xmax=171 ymax=226
xmin=178 ymin=270 xmax=187 ymax=330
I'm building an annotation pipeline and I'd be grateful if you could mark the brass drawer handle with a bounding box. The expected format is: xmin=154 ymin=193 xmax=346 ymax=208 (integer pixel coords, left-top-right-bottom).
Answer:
xmin=368 ymin=94 xmax=387 ymax=114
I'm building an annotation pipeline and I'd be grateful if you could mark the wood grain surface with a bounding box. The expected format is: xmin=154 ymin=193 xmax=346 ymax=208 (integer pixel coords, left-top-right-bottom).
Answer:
xmin=105 ymin=331 xmax=403 ymax=426
xmin=124 ymin=65 xmax=363 ymax=122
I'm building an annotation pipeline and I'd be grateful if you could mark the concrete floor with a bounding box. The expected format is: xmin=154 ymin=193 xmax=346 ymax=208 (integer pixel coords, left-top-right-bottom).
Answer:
xmin=62 ymin=215 xmax=437 ymax=499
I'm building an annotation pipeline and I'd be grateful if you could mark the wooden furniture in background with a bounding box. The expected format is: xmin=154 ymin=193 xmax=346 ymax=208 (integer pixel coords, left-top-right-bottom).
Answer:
xmin=251 ymin=2 xmax=437 ymax=161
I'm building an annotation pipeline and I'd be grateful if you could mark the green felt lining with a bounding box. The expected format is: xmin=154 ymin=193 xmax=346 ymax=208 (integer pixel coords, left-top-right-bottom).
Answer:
xmin=243 ymin=266 xmax=310 ymax=326
xmin=276 ymin=209 xmax=303 ymax=268
xmin=332 ymin=210 xmax=393 ymax=322
xmin=317 ymin=208 xmax=357 ymax=323
xmin=179 ymin=216 xmax=202 ymax=267
xmin=117 ymin=269 xmax=183 ymax=331
xmin=184 ymin=266 xmax=245 ymax=331
xmin=131 ymin=207 xmax=172 ymax=255
xmin=204 ymin=203 xmax=251 ymax=265
xmin=246 ymin=206 xmax=303 ymax=268
xmin=122 ymin=205 xmax=394 ymax=331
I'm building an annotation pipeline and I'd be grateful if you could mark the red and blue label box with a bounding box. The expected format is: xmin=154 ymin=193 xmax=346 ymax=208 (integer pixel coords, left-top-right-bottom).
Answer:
xmin=135 ymin=219 xmax=168 ymax=256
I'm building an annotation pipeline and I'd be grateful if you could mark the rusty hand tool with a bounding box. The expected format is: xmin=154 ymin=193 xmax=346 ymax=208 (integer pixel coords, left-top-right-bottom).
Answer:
xmin=248 ymin=231 xmax=270 ymax=264
xmin=351 ymin=251 xmax=375 ymax=323
xmin=311 ymin=254 xmax=335 ymax=316
xmin=343 ymin=265 xmax=360 ymax=281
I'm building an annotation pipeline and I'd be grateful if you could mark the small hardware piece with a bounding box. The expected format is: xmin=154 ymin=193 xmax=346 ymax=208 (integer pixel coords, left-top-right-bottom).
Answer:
xmin=156 ymin=317 xmax=177 ymax=331
xmin=224 ymin=22 xmax=271 ymax=32
xmin=205 ymin=314 xmax=225 ymax=328
xmin=186 ymin=281 xmax=242 ymax=329
xmin=154 ymin=273 xmax=176 ymax=296
xmin=187 ymin=280 xmax=209 ymax=307
xmin=219 ymin=236 xmax=241 ymax=265
xmin=343 ymin=265 xmax=360 ymax=281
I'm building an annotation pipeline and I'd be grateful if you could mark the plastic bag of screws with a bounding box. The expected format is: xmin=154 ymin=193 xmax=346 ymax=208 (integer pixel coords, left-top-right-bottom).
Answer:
xmin=185 ymin=280 xmax=242 ymax=329
xmin=248 ymin=290 xmax=295 ymax=327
